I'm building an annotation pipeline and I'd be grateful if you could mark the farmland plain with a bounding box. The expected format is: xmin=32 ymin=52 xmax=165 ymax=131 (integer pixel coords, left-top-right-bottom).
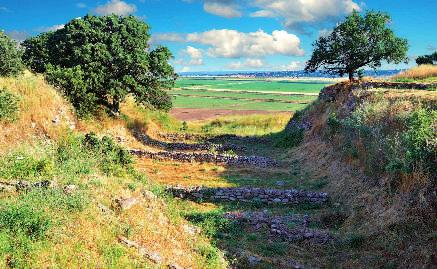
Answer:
xmin=169 ymin=78 xmax=331 ymax=113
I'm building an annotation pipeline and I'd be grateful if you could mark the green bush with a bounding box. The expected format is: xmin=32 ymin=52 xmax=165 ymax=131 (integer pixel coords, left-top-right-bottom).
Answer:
xmin=0 ymin=152 xmax=54 ymax=181
xmin=403 ymin=109 xmax=437 ymax=172
xmin=274 ymin=126 xmax=304 ymax=148
xmin=83 ymin=133 xmax=133 ymax=175
xmin=0 ymin=31 xmax=24 ymax=77
xmin=0 ymin=204 xmax=51 ymax=240
xmin=0 ymin=88 xmax=19 ymax=122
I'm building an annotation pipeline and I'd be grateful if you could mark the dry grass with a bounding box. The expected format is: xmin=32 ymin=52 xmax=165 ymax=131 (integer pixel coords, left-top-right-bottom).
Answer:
xmin=0 ymin=72 xmax=75 ymax=153
xmin=393 ymin=65 xmax=437 ymax=81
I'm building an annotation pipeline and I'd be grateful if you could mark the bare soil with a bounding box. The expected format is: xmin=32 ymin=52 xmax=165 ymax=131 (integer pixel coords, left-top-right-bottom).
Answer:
xmin=170 ymin=108 xmax=291 ymax=121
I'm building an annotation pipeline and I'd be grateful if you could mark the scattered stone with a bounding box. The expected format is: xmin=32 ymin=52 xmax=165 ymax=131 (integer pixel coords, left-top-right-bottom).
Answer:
xmin=112 ymin=197 xmax=139 ymax=211
xmin=182 ymin=224 xmax=200 ymax=235
xmin=117 ymin=236 xmax=163 ymax=264
xmin=52 ymin=116 xmax=60 ymax=124
xmin=247 ymin=255 xmax=262 ymax=267
xmin=142 ymin=190 xmax=157 ymax=201
xmin=130 ymin=149 xmax=277 ymax=168
xmin=63 ymin=184 xmax=77 ymax=195
xmin=275 ymin=181 xmax=286 ymax=186
xmin=168 ymin=186 xmax=328 ymax=205
xmin=97 ymin=203 xmax=112 ymax=214
xmin=168 ymin=263 xmax=184 ymax=269
xmin=224 ymin=211 xmax=332 ymax=244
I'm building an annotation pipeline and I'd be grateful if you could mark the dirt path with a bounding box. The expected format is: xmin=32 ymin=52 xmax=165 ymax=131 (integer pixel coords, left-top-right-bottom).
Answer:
xmin=170 ymin=108 xmax=291 ymax=121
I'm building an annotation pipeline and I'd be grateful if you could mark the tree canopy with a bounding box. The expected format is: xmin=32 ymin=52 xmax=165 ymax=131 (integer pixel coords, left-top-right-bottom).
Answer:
xmin=416 ymin=52 xmax=437 ymax=65
xmin=305 ymin=11 xmax=409 ymax=81
xmin=0 ymin=31 xmax=24 ymax=77
xmin=22 ymin=15 xmax=176 ymax=116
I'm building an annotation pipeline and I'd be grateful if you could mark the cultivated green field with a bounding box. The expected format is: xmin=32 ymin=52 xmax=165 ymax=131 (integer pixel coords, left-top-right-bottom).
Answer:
xmin=170 ymin=78 xmax=330 ymax=111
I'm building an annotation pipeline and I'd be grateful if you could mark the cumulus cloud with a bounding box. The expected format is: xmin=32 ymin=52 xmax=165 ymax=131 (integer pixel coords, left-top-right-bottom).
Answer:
xmin=94 ymin=0 xmax=136 ymax=16
xmin=250 ymin=0 xmax=361 ymax=30
xmin=228 ymin=58 xmax=266 ymax=70
xmin=187 ymin=29 xmax=304 ymax=58
xmin=184 ymin=46 xmax=204 ymax=65
xmin=203 ymin=1 xmax=242 ymax=18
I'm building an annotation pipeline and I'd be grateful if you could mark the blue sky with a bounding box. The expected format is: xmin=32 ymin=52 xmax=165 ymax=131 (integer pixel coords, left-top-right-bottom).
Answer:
xmin=1 ymin=0 xmax=436 ymax=72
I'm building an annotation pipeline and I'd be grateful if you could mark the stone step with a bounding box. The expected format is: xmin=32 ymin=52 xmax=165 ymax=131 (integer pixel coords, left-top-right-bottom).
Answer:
xmin=167 ymin=186 xmax=328 ymax=205
xmin=130 ymin=149 xmax=278 ymax=168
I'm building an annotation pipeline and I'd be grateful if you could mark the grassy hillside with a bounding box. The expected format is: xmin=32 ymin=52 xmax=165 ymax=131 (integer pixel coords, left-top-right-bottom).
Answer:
xmin=0 ymin=73 xmax=227 ymax=268
xmin=282 ymin=80 xmax=436 ymax=267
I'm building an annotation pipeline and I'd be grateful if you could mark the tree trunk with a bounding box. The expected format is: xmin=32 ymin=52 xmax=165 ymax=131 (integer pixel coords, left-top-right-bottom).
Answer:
xmin=112 ymin=98 xmax=120 ymax=116
xmin=348 ymin=71 xmax=354 ymax=82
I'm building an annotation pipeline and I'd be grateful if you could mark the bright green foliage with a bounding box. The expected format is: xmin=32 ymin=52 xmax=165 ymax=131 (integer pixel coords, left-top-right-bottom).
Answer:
xmin=0 ymin=88 xmax=19 ymax=122
xmin=416 ymin=52 xmax=437 ymax=65
xmin=0 ymin=31 xmax=24 ymax=77
xmin=305 ymin=11 xmax=409 ymax=81
xmin=403 ymin=109 xmax=437 ymax=172
xmin=22 ymin=15 xmax=175 ymax=116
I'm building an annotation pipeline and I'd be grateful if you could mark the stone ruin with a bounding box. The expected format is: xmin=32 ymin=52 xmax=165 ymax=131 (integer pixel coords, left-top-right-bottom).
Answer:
xmin=224 ymin=211 xmax=332 ymax=244
xmin=167 ymin=186 xmax=328 ymax=205
xmin=130 ymin=149 xmax=278 ymax=168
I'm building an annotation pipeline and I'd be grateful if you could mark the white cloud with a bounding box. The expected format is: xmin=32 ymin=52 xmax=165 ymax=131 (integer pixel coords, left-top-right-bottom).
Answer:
xmin=94 ymin=0 xmax=136 ymax=16
xmin=276 ymin=61 xmax=304 ymax=71
xmin=250 ymin=0 xmax=361 ymax=30
xmin=203 ymin=1 xmax=241 ymax=18
xmin=184 ymin=46 xmax=204 ymax=65
xmin=318 ymin=28 xmax=333 ymax=38
xmin=76 ymin=2 xmax=87 ymax=8
xmin=228 ymin=58 xmax=266 ymax=70
xmin=42 ymin=24 xmax=65 ymax=32
xmin=187 ymin=29 xmax=304 ymax=58
xmin=152 ymin=33 xmax=186 ymax=43
xmin=5 ymin=31 xmax=29 ymax=43
xmin=181 ymin=66 xmax=191 ymax=72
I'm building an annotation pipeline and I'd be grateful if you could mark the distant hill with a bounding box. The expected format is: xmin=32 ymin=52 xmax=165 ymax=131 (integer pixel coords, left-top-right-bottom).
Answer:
xmin=179 ymin=70 xmax=403 ymax=78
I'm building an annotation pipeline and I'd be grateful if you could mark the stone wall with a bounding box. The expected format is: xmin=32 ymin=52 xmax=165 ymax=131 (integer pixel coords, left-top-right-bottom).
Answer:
xmin=135 ymin=133 xmax=246 ymax=152
xmin=167 ymin=186 xmax=328 ymax=205
xmin=130 ymin=149 xmax=277 ymax=168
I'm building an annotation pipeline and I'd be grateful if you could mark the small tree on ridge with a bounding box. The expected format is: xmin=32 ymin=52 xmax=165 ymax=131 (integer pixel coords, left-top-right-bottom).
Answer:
xmin=305 ymin=11 xmax=409 ymax=81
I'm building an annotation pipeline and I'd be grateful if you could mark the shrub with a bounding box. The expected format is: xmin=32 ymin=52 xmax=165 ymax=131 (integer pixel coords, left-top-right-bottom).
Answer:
xmin=0 ymin=88 xmax=19 ymax=122
xmin=274 ymin=126 xmax=304 ymax=148
xmin=0 ymin=31 xmax=24 ymax=77
xmin=83 ymin=133 xmax=133 ymax=175
xmin=0 ymin=151 xmax=54 ymax=181
xmin=403 ymin=109 xmax=436 ymax=173
xmin=0 ymin=203 xmax=51 ymax=240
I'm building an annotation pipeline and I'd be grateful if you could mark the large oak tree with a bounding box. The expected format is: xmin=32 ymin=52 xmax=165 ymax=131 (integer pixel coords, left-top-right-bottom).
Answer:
xmin=305 ymin=11 xmax=409 ymax=81
xmin=22 ymin=15 xmax=176 ymax=116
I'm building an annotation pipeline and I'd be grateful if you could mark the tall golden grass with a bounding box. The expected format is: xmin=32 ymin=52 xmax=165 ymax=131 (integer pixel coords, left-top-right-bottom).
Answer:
xmin=0 ymin=72 xmax=75 ymax=153
xmin=393 ymin=64 xmax=437 ymax=80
